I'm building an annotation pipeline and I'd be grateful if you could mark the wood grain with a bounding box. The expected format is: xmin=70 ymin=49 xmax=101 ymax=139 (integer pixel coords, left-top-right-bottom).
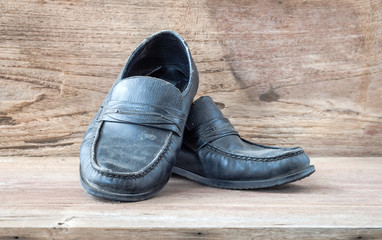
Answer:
xmin=0 ymin=0 xmax=381 ymax=157
xmin=0 ymin=157 xmax=381 ymax=239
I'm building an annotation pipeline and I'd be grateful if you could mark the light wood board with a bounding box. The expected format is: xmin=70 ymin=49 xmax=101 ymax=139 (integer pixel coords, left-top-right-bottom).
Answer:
xmin=0 ymin=0 xmax=381 ymax=157
xmin=0 ymin=157 xmax=381 ymax=239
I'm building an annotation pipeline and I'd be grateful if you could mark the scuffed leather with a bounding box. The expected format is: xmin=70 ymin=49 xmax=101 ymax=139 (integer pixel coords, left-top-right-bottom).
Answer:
xmin=176 ymin=96 xmax=311 ymax=181
xmin=80 ymin=31 xmax=198 ymax=199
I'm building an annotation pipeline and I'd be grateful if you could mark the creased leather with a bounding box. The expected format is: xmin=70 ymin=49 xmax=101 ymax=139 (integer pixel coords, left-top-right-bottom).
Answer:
xmin=80 ymin=31 xmax=199 ymax=201
xmin=176 ymin=96 xmax=312 ymax=181
xmin=99 ymin=100 xmax=186 ymax=136
xmin=185 ymin=117 xmax=238 ymax=150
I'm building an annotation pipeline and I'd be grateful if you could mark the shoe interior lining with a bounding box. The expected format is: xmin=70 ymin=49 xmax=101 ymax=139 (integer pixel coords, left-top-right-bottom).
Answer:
xmin=123 ymin=33 xmax=190 ymax=92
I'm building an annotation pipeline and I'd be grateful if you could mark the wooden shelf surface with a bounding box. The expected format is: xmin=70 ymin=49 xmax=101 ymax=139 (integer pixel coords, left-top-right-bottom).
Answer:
xmin=0 ymin=157 xmax=381 ymax=239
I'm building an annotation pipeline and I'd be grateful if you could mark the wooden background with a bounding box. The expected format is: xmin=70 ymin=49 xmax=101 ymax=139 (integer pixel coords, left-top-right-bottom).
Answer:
xmin=0 ymin=0 xmax=381 ymax=157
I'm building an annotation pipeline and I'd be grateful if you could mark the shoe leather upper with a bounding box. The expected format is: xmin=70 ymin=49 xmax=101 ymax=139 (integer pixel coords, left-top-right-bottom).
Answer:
xmin=177 ymin=96 xmax=311 ymax=181
xmin=80 ymin=31 xmax=198 ymax=195
xmin=95 ymin=76 xmax=186 ymax=173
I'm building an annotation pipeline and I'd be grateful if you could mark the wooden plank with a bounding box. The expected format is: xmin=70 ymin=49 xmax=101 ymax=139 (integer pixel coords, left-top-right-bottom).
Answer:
xmin=0 ymin=0 xmax=382 ymax=157
xmin=0 ymin=157 xmax=381 ymax=239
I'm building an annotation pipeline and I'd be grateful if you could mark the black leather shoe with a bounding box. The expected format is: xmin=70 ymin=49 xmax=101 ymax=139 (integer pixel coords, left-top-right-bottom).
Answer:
xmin=174 ymin=96 xmax=315 ymax=189
xmin=80 ymin=31 xmax=199 ymax=201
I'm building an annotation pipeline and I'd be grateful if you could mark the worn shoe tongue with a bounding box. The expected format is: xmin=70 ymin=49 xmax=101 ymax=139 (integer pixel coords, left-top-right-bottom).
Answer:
xmin=110 ymin=76 xmax=183 ymax=109
xmin=186 ymin=96 xmax=225 ymax=131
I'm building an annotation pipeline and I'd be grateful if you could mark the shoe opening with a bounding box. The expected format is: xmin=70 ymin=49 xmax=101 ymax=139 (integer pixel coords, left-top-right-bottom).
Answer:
xmin=123 ymin=32 xmax=190 ymax=92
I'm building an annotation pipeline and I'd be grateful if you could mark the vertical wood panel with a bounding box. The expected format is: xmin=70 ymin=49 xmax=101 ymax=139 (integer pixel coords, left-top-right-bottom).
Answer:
xmin=0 ymin=0 xmax=381 ymax=157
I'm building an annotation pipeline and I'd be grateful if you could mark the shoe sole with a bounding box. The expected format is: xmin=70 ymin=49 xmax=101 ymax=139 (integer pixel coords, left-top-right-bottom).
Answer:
xmin=80 ymin=170 xmax=170 ymax=202
xmin=172 ymin=165 xmax=316 ymax=189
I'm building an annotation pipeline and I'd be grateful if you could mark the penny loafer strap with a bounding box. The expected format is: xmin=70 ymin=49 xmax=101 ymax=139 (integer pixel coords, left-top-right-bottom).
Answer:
xmin=98 ymin=100 xmax=186 ymax=136
xmin=187 ymin=117 xmax=239 ymax=150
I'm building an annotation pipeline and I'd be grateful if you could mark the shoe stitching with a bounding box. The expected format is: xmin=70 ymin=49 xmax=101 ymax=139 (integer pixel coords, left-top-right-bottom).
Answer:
xmin=89 ymin=121 xmax=174 ymax=179
xmin=240 ymin=137 xmax=288 ymax=150
xmin=205 ymin=144 xmax=304 ymax=162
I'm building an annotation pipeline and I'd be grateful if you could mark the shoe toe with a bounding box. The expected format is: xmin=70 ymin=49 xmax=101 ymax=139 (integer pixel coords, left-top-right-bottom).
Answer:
xmin=281 ymin=148 xmax=311 ymax=173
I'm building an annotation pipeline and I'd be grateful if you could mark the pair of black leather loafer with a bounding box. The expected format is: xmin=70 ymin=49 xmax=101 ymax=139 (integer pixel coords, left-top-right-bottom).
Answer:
xmin=80 ymin=31 xmax=315 ymax=202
